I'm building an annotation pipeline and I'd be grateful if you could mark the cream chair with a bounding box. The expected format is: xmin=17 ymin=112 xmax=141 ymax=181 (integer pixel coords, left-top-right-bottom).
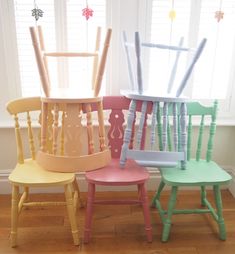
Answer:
xmin=29 ymin=26 xmax=112 ymax=173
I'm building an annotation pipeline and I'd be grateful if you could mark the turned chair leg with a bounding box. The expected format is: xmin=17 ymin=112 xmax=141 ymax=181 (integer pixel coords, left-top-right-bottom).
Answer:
xmin=213 ymin=185 xmax=226 ymax=240
xmin=11 ymin=185 xmax=19 ymax=248
xmin=200 ymin=186 xmax=207 ymax=207
xmin=139 ymin=183 xmax=153 ymax=242
xmin=151 ymin=181 xmax=165 ymax=208
xmin=73 ymin=178 xmax=84 ymax=209
xmin=84 ymin=183 xmax=95 ymax=243
xmin=64 ymin=184 xmax=80 ymax=246
xmin=162 ymin=186 xmax=178 ymax=242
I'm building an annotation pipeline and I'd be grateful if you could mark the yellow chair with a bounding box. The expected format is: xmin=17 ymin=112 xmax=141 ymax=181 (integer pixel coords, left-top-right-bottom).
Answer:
xmin=6 ymin=96 xmax=83 ymax=247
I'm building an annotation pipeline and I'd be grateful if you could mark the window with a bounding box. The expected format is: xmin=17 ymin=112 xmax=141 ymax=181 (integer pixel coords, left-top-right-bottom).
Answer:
xmin=14 ymin=0 xmax=106 ymax=97
xmin=147 ymin=0 xmax=235 ymax=104
xmin=1 ymin=0 xmax=235 ymax=124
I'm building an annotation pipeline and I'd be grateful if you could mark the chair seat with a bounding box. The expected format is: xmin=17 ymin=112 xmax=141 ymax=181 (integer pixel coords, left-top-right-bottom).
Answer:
xmin=85 ymin=159 xmax=149 ymax=186
xmin=9 ymin=159 xmax=75 ymax=186
xmin=160 ymin=159 xmax=232 ymax=186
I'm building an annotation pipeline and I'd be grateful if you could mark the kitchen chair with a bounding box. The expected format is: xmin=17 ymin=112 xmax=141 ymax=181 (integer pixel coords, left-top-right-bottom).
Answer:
xmin=84 ymin=96 xmax=153 ymax=243
xmin=151 ymin=100 xmax=232 ymax=242
xmin=6 ymin=97 xmax=83 ymax=247
xmin=120 ymin=32 xmax=206 ymax=170
xmin=29 ymin=26 xmax=112 ymax=173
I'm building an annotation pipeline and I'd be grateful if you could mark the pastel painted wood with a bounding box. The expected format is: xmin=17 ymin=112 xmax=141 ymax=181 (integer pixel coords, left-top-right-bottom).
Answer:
xmin=123 ymin=31 xmax=206 ymax=96
xmin=120 ymin=31 xmax=206 ymax=170
xmin=29 ymin=26 xmax=112 ymax=173
xmin=36 ymin=97 xmax=111 ymax=172
xmin=83 ymin=96 xmax=153 ymax=244
xmin=6 ymin=97 xmax=83 ymax=247
xmin=119 ymin=95 xmax=188 ymax=170
xmin=151 ymin=100 xmax=232 ymax=242
xmin=30 ymin=26 xmax=112 ymax=98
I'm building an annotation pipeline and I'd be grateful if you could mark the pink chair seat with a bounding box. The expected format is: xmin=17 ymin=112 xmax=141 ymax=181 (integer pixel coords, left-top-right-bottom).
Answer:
xmin=85 ymin=159 xmax=149 ymax=186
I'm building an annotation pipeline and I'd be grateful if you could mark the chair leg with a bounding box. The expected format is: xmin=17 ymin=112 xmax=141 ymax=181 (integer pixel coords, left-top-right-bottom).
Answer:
xmin=18 ymin=187 xmax=30 ymax=214
xmin=139 ymin=183 xmax=153 ymax=242
xmin=200 ymin=186 xmax=206 ymax=207
xmin=64 ymin=184 xmax=80 ymax=246
xmin=213 ymin=185 xmax=226 ymax=240
xmin=84 ymin=183 xmax=95 ymax=244
xmin=151 ymin=180 xmax=165 ymax=208
xmin=11 ymin=185 xmax=19 ymax=248
xmin=73 ymin=178 xmax=84 ymax=208
xmin=162 ymin=186 xmax=178 ymax=242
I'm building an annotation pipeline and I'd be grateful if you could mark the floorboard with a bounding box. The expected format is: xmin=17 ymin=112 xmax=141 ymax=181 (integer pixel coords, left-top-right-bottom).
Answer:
xmin=0 ymin=190 xmax=235 ymax=253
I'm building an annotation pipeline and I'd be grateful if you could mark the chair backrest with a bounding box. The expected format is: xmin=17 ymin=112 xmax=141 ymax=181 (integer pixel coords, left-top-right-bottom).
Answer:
xmin=29 ymin=26 xmax=112 ymax=173
xmin=116 ymin=98 xmax=218 ymax=169
xmin=185 ymin=100 xmax=218 ymax=162
xmin=6 ymin=97 xmax=42 ymax=164
xmin=36 ymin=96 xmax=112 ymax=172
xmin=123 ymin=31 xmax=206 ymax=97
xmin=7 ymin=96 xmax=217 ymax=172
xmin=6 ymin=97 xmax=112 ymax=172
xmin=30 ymin=26 xmax=112 ymax=98
xmin=102 ymin=96 xmax=152 ymax=159
xmin=156 ymin=100 xmax=218 ymax=162
xmin=5 ymin=96 xmax=145 ymax=165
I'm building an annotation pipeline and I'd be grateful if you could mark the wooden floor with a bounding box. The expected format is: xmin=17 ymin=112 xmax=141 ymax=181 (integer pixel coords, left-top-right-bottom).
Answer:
xmin=0 ymin=189 xmax=235 ymax=254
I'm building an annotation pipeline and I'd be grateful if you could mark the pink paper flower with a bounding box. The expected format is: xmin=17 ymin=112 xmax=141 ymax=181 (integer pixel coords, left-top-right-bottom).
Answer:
xmin=82 ymin=6 xmax=94 ymax=20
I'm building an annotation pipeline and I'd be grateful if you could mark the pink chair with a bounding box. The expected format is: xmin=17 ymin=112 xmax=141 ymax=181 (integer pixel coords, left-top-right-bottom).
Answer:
xmin=84 ymin=96 xmax=153 ymax=243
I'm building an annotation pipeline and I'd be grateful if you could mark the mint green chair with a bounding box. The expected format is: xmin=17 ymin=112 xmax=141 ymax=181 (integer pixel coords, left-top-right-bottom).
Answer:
xmin=151 ymin=100 xmax=232 ymax=242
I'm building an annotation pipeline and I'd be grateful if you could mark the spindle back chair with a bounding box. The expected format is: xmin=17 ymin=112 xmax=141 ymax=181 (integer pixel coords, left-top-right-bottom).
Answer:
xmin=6 ymin=97 xmax=83 ymax=247
xmin=36 ymin=96 xmax=112 ymax=172
xmin=29 ymin=26 xmax=112 ymax=173
xmin=84 ymin=96 xmax=153 ymax=243
xmin=120 ymin=32 xmax=206 ymax=170
xmin=151 ymin=100 xmax=232 ymax=242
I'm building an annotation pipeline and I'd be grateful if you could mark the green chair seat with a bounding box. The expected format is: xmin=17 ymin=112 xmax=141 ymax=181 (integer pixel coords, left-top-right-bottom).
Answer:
xmin=160 ymin=159 xmax=232 ymax=186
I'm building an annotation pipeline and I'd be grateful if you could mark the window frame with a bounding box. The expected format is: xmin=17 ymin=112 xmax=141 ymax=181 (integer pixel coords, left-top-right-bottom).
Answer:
xmin=1 ymin=0 xmax=235 ymax=125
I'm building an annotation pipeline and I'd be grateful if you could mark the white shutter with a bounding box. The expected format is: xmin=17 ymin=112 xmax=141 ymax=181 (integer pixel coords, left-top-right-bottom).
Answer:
xmin=194 ymin=0 xmax=235 ymax=99
xmin=14 ymin=0 xmax=55 ymax=97
xmin=66 ymin=0 xmax=106 ymax=94
xmin=148 ymin=0 xmax=191 ymax=95
xmin=14 ymin=0 xmax=106 ymax=97
xmin=149 ymin=0 xmax=235 ymax=100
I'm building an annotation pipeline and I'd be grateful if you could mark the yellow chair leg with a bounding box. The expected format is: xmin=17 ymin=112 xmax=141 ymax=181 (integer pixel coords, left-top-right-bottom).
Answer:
xmin=73 ymin=178 xmax=84 ymax=208
xmin=11 ymin=185 xmax=19 ymax=248
xmin=65 ymin=184 xmax=80 ymax=246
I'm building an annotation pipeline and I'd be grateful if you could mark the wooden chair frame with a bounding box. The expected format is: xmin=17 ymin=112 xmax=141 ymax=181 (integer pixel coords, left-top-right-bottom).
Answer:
xmin=83 ymin=96 xmax=153 ymax=243
xmin=29 ymin=26 xmax=112 ymax=173
xmin=151 ymin=100 xmax=232 ymax=242
xmin=6 ymin=97 xmax=84 ymax=247
xmin=30 ymin=26 xmax=112 ymax=98
xmin=123 ymin=31 xmax=206 ymax=96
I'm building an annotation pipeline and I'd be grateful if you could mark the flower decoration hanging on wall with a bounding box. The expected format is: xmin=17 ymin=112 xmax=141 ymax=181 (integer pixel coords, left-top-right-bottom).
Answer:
xmin=32 ymin=0 xmax=43 ymax=22
xmin=215 ymin=0 xmax=224 ymax=23
xmin=82 ymin=0 xmax=94 ymax=20
xmin=169 ymin=9 xmax=176 ymax=21
xmin=215 ymin=11 xmax=224 ymax=22
xmin=168 ymin=0 xmax=176 ymax=21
